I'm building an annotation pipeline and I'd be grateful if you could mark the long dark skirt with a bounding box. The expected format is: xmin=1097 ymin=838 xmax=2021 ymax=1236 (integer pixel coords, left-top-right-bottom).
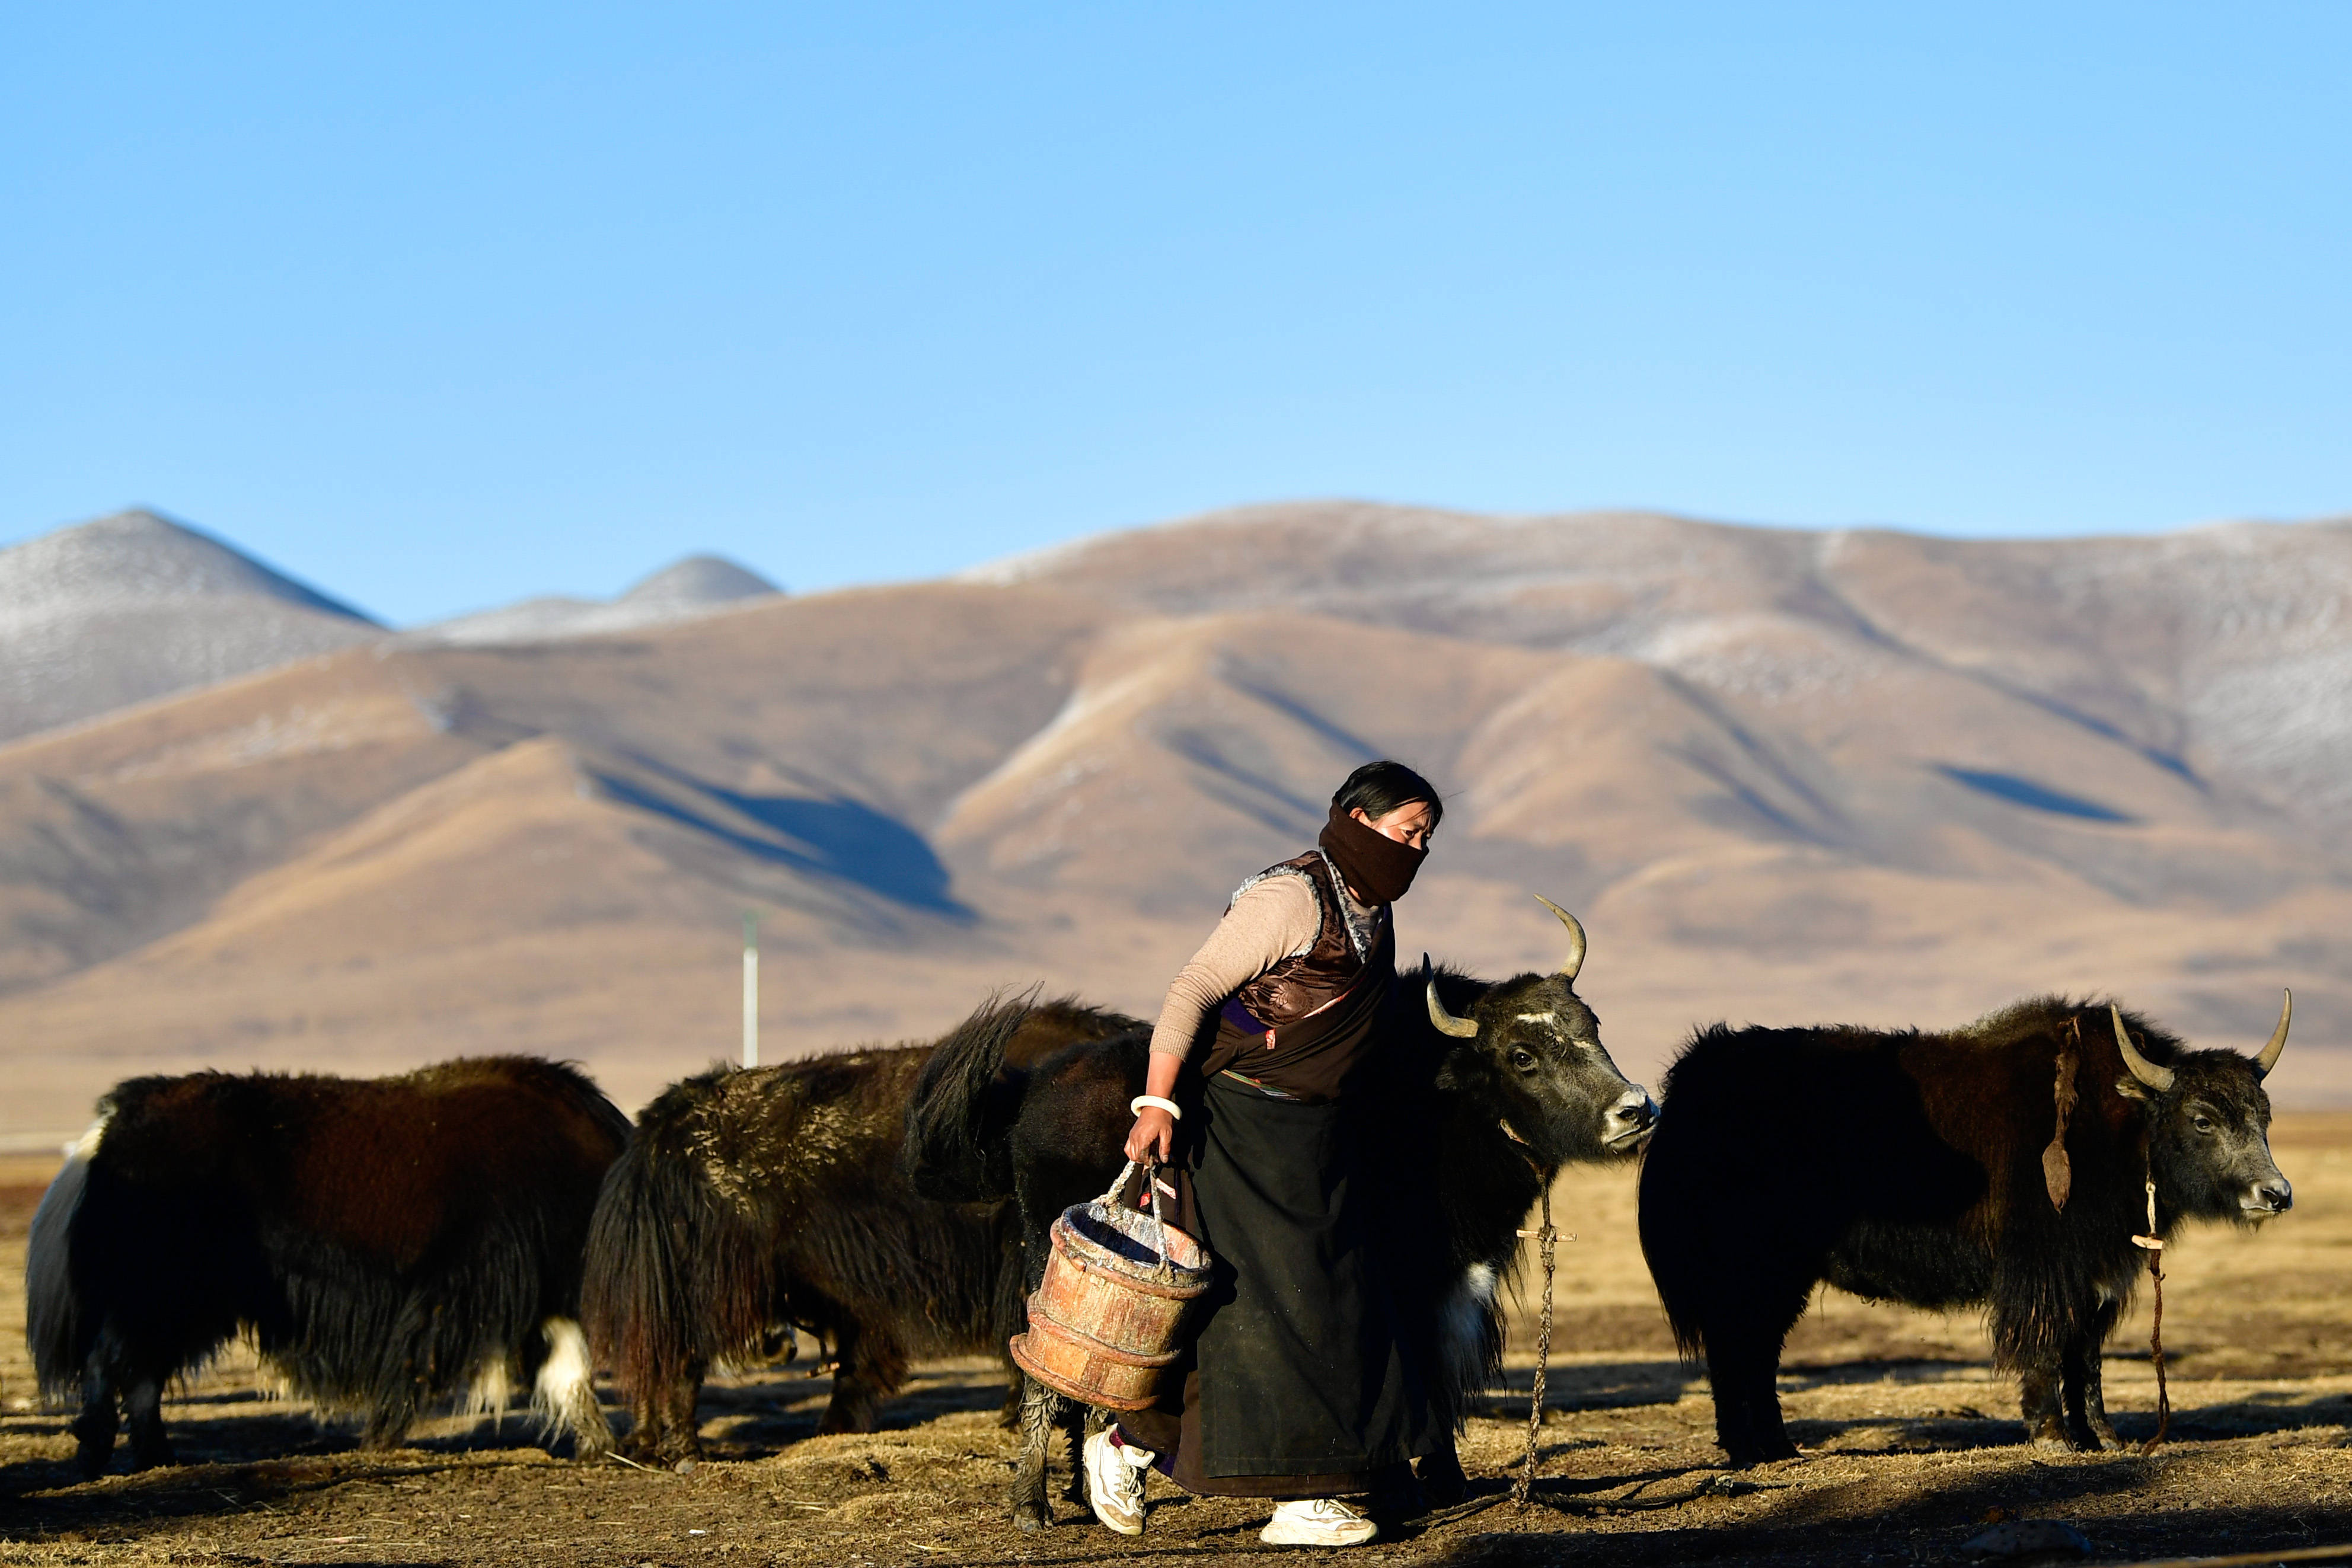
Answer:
xmin=1115 ymin=1074 xmax=1434 ymax=1497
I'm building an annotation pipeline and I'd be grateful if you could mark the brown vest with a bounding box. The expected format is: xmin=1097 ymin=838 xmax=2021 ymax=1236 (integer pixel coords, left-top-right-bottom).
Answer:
xmin=1197 ymin=850 xmax=1397 ymax=1102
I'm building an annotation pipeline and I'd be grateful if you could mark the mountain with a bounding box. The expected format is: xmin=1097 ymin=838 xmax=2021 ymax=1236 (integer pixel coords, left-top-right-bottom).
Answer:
xmin=1 ymin=502 xmax=2346 ymax=1139
xmin=0 ymin=510 xmax=382 ymax=746
xmin=972 ymin=502 xmax=2352 ymax=834
xmin=410 ymin=555 xmax=780 ymax=645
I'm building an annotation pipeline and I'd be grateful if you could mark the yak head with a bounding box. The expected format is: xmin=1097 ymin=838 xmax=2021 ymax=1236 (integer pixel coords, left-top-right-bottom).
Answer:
xmin=2110 ymin=995 xmax=2293 ymax=1225
xmin=1422 ymin=897 xmax=1658 ymax=1168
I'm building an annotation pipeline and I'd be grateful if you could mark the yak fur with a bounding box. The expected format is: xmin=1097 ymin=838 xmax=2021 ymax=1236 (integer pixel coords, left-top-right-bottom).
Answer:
xmin=581 ymin=997 xmax=1138 ymax=1467
xmin=27 ymin=1056 xmax=630 ymax=1478
xmin=1638 ymin=995 xmax=2292 ymax=1466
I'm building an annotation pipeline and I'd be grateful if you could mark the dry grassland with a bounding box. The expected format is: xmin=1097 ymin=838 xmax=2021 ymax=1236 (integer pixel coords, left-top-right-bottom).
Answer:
xmin=4 ymin=1123 xmax=2350 ymax=1567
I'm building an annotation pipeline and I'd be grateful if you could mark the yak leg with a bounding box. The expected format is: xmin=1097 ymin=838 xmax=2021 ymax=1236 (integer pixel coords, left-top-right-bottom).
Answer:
xmin=816 ymin=1320 xmax=907 ymax=1435
xmin=2017 ymin=1317 xmax=2122 ymax=1452
xmin=1368 ymin=1460 xmax=1426 ymax=1528
xmin=71 ymin=1342 xmax=122 ymax=1481
xmin=2061 ymin=1300 xmax=2124 ymax=1451
xmin=2018 ymin=1352 xmax=2070 ymax=1449
xmin=122 ymin=1371 xmax=175 ymax=1471
xmin=617 ymin=1385 xmax=662 ymax=1464
xmin=617 ymin=1359 xmax=690 ymax=1465
xmin=73 ymin=1325 xmax=178 ymax=1477
xmin=360 ymin=1375 xmax=421 ymax=1452
xmin=655 ymin=1359 xmax=709 ymax=1468
xmin=1057 ymin=1401 xmax=1101 ymax=1505
xmin=1702 ymin=1275 xmax=1809 ymax=1467
xmin=1009 ymin=1375 xmax=1062 ymax=1531
xmin=621 ymin=1357 xmax=707 ymax=1468
xmin=1415 ymin=1438 xmax=1468 ymax=1509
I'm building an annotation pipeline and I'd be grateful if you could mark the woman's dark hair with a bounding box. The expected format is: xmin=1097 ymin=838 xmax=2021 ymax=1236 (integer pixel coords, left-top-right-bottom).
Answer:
xmin=1331 ymin=760 xmax=1443 ymax=828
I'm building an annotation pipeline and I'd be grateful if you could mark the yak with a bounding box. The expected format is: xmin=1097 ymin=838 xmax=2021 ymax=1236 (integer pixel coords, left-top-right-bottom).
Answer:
xmin=902 ymin=899 xmax=1659 ymax=1530
xmin=580 ymin=998 xmax=1138 ymax=1467
xmin=1638 ymin=993 xmax=2294 ymax=1467
xmin=27 ymin=1056 xmax=630 ymax=1478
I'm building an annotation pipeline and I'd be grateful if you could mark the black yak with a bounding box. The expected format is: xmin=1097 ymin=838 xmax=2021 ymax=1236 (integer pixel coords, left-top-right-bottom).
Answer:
xmin=1638 ymin=993 xmax=2294 ymax=1467
xmin=903 ymin=900 xmax=1658 ymax=1529
xmin=27 ymin=1057 xmax=631 ymax=1478
xmin=580 ymin=998 xmax=1139 ymax=1467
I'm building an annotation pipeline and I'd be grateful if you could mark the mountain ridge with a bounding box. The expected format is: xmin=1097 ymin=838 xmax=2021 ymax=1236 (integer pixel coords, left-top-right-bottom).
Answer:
xmin=1 ymin=500 xmax=2345 ymax=1135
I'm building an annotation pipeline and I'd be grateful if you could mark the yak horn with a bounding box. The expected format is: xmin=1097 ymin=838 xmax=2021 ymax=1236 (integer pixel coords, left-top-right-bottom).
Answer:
xmin=1534 ymin=895 xmax=1588 ymax=983
xmin=2110 ymin=1004 xmax=2176 ymax=1094
xmin=2255 ymin=988 xmax=2292 ymax=1078
xmin=1425 ymin=954 xmax=1479 ymax=1038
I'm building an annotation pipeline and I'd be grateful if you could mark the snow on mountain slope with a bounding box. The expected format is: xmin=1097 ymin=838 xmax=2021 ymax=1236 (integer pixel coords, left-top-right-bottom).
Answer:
xmin=0 ymin=510 xmax=382 ymax=745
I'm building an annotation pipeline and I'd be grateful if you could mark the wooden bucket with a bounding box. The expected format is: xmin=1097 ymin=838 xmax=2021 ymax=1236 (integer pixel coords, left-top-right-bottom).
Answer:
xmin=1009 ymin=1160 xmax=1212 ymax=1411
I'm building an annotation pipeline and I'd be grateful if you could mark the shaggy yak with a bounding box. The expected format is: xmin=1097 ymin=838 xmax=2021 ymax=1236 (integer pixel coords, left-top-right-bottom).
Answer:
xmin=28 ymin=1058 xmax=630 ymax=1478
xmin=580 ymin=999 xmax=1138 ymax=1467
xmin=902 ymin=900 xmax=1658 ymax=1529
xmin=1638 ymin=993 xmax=2294 ymax=1467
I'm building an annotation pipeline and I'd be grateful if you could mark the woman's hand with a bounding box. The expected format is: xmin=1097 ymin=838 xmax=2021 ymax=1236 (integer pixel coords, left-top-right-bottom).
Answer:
xmin=1126 ymin=1106 xmax=1175 ymax=1164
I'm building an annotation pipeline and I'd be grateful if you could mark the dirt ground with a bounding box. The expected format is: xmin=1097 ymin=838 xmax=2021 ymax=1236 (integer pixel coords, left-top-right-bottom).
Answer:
xmin=5 ymin=1121 xmax=2351 ymax=1567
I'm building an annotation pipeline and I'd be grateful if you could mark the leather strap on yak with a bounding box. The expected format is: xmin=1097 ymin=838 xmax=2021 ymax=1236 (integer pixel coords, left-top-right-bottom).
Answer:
xmin=2043 ymin=1017 xmax=2081 ymax=1211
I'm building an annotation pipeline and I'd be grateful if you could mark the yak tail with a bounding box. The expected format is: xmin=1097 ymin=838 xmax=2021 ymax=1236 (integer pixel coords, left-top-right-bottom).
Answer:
xmin=580 ymin=1091 xmax=772 ymax=1411
xmin=900 ymin=992 xmax=1040 ymax=1203
xmin=28 ymin=1117 xmax=107 ymax=1403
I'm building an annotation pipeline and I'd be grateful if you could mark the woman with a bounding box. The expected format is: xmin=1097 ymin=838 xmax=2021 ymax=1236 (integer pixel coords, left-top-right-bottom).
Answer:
xmin=1084 ymin=759 xmax=1443 ymax=1547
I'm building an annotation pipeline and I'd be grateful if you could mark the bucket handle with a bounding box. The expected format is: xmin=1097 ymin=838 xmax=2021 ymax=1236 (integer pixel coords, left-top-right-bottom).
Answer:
xmin=1101 ymin=1158 xmax=1178 ymax=1283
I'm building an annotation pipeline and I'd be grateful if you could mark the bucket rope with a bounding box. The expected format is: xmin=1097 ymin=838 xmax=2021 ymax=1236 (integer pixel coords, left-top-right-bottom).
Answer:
xmin=1104 ymin=1157 xmax=1177 ymax=1283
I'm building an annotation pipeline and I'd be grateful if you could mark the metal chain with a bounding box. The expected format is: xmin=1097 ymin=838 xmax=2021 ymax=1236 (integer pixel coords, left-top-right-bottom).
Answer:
xmin=1514 ymin=1184 xmax=1557 ymax=1510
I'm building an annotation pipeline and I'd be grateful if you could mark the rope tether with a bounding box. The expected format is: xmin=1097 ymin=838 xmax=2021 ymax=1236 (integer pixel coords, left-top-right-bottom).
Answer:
xmin=1513 ymin=1183 xmax=1558 ymax=1510
xmin=2133 ymin=1171 xmax=2170 ymax=1454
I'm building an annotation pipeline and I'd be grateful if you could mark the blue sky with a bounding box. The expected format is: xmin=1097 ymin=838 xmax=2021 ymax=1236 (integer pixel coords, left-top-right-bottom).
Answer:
xmin=3 ymin=4 xmax=2345 ymax=625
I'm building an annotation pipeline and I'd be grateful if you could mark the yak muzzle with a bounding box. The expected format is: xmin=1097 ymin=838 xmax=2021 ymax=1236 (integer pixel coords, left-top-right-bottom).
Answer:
xmin=2244 ymin=1177 xmax=2293 ymax=1217
xmin=1604 ymin=1089 xmax=1658 ymax=1150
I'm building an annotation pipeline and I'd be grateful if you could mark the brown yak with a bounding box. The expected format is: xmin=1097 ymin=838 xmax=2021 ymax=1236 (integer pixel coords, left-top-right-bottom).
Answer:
xmin=29 ymin=1057 xmax=630 ymax=1477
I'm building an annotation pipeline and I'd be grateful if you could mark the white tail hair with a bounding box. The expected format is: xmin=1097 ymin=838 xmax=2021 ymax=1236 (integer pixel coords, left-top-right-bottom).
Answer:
xmin=459 ymin=1316 xmax=609 ymax=1460
xmin=27 ymin=1116 xmax=110 ymax=1403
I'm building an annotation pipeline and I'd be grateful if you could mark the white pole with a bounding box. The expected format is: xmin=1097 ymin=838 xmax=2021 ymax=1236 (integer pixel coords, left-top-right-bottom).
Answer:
xmin=742 ymin=911 xmax=759 ymax=1069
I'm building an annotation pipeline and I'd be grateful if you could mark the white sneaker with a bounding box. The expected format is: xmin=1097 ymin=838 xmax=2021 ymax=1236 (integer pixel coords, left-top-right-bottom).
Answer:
xmin=1082 ymin=1429 xmax=1148 ymax=1536
xmin=1261 ymin=1497 xmax=1378 ymax=1546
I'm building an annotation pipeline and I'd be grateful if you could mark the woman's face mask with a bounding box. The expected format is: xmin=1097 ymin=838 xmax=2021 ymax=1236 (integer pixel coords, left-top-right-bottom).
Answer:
xmin=1320 ymin=799 xmax=1435 ymax=903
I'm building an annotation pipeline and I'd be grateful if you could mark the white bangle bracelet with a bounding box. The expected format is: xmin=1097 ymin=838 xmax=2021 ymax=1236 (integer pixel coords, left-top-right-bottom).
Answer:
xmin=1130 ymin=1095 xmax=1182 ymax=1120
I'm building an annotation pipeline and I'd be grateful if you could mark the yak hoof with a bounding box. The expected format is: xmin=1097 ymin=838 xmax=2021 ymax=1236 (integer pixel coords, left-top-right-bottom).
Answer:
xmin=70 ymin=1411 xmax=117 ymax=1481
xmin=672 ymin=1458 xmax=697 ymax=1476
xmin=1010 ymin=1497 xmax=1051 ymax=1532
xmin=1723 ymin=1442 xmax=1798 ymax=1469
xmin=1415 ymin=1453 xmax=1466 ymax=1510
